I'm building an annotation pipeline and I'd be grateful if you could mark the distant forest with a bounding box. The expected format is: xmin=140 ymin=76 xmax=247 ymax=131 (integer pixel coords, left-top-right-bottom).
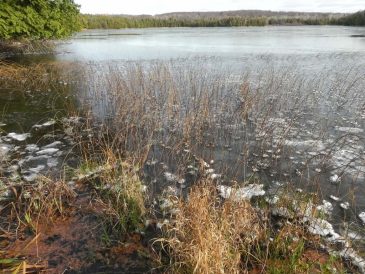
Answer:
xmin=337 ymin=10 xmax=365 ymax=26
xmin=82 ymin=10 xmax=365 ymax=29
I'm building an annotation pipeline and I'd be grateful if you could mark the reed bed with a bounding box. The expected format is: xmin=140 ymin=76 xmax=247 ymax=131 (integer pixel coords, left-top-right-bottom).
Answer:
xmin=80 ymin=60 xmax=365 ymax=186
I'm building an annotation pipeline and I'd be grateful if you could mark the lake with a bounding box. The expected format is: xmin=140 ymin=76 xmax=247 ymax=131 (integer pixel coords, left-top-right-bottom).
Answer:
xmin=58 ymin=26 xmax=365 ymax=61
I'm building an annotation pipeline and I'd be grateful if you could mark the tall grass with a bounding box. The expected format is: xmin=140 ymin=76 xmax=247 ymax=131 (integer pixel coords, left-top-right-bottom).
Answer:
xmin=159 ymin=181 xmax=264 ymax=273
xmin=79 ymin=59 xmax=365 ymax=187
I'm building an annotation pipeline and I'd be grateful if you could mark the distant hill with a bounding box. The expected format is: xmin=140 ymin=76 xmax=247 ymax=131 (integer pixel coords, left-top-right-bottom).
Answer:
xmin=154 ymin=10 xmax=345 ymax=19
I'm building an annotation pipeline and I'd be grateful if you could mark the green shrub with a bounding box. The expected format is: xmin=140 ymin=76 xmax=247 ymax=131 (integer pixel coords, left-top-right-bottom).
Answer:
xmin=0 ymin=0 xmax=81 ymax=39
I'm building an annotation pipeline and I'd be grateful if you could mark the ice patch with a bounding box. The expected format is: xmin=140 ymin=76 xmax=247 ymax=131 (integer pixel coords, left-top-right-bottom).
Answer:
xmin=7 ymin=132 xmax=31 ymax=141
xmin=28 ymin=165 xmax=45 ymax=173
xmin=329 ymin=195 xmax=341 ymax=202
xmin=268 ymin=118 xmax=286 ymax=124
xmin=335 ymin=127 xmax=363 ymax=134
xmin=265 ymin=195 xmax=279 ymax=205
xmin=330 ymin=174 xmax=340 ymax=183
xmin=19 ymin=155 xmax=50 ymax=168
xmin=340 ymin=202 xmax=350 ymax=210
xmin=43 ymin=141 xmax=62 ymax=149
xmin=359 ymin=212 xmax=365 ymax=225
xmin=32 ymin=119 xmax=56 ymax=129
xmin=36 ymin=148 xmax=59 ymax=155
xmin=316 ymin=200 xmax=333 ymax=215
xmin=47 ymin=158 xmax=59 ymax=168
xmin=306 ymin=217 xmax=337 ymax=237
xmin=285 ymin=139 xmax=325 ymax=150
xmin=164 ymin=172 xmax=185 ymax=184
xmin=23 ymin=173 xmax=39 ymax=182
xmin=210 ymin=173 xmax=221 ymax=180
xmin=205 ymin=168 xmax=214 ymax=175
xmin=25 ymin=144 xmax=39 ymax=152
xmin=218 ymin=184 xmax=265 ymax=201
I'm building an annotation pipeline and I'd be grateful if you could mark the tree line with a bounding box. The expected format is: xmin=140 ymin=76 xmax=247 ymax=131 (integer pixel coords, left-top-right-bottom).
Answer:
xmin=81 ymin=15 xmax=340 ymax=29
xmin=81 ymin=15 xmax=269 ymax=29
xmin=81 ymin=12 xmax=365 ymax=29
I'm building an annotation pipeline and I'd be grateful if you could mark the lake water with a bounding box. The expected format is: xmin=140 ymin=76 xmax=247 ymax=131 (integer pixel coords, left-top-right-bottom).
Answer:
xmin=58 ymin=26 xmax=365 ymax=61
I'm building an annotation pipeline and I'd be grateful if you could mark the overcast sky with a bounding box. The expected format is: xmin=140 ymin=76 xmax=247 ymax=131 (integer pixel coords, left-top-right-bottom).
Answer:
xmin=74 ymin=0 xmax=364 ymax=15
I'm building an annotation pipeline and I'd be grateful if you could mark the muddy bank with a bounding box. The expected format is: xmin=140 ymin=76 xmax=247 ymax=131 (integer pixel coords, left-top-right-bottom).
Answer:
xmin=1 ymin=180 xmax=157 ymax=273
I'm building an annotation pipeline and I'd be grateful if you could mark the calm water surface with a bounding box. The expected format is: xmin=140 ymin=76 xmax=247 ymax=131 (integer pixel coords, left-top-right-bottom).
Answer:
xmin=58 ymin=26 xmax=365 ymax=61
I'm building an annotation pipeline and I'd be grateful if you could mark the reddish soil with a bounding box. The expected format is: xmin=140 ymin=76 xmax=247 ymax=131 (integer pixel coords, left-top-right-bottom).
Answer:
xmin=1 ymin=186 xmax=158 ymax=273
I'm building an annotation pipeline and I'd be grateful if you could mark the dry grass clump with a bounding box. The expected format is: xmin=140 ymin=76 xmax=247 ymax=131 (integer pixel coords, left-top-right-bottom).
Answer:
xmin=0 ymin=60 xmax=80 ymax=92
xmin=159 ymin=182 xmax=265 ymax=274
xmin=157 ymin=181 xmax=348 ymax=274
